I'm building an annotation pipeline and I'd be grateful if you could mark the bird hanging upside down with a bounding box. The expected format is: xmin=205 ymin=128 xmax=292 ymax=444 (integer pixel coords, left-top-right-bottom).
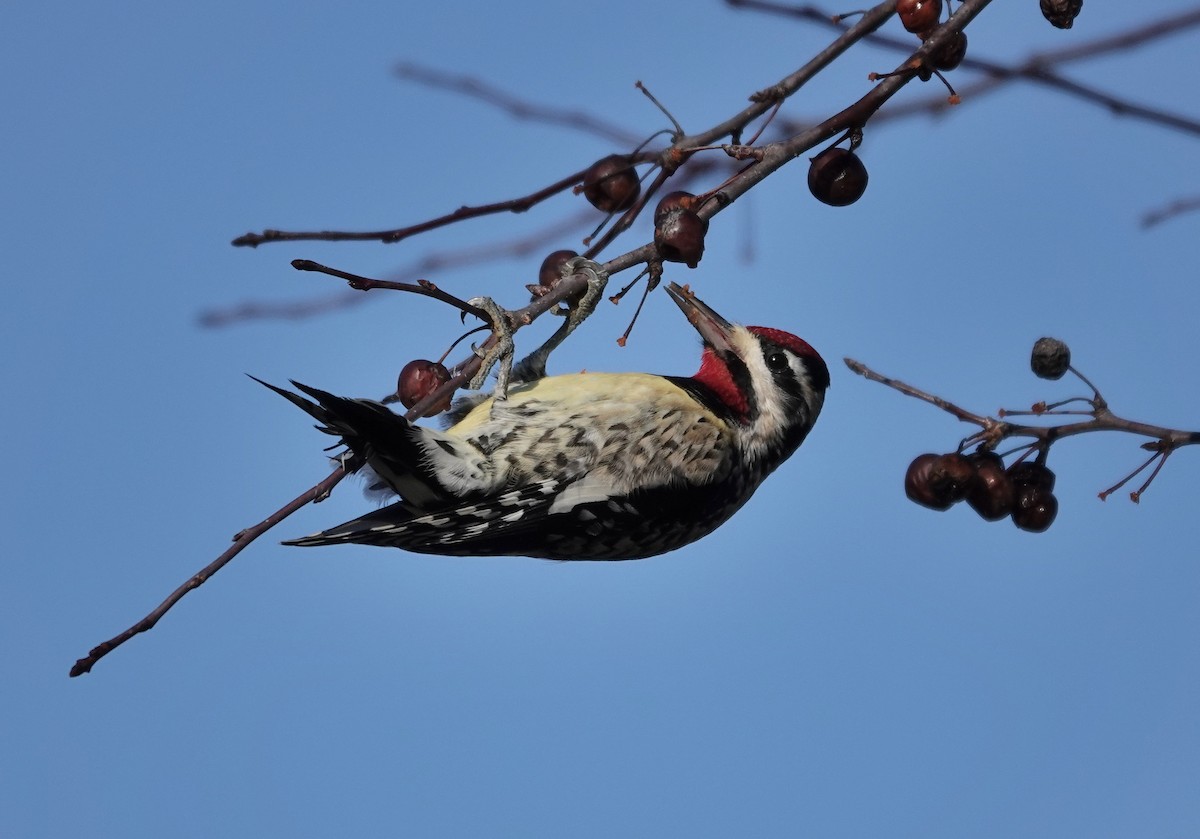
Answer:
xmin=260 ymin=283 xmax=829 ymax=560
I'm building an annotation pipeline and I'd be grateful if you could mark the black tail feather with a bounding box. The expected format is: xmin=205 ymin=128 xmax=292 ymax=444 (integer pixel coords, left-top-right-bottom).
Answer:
xmin=253 ymin=376 xmax=450 ymax=503
xmin=248 ymin=375 xmax=334 ymax=430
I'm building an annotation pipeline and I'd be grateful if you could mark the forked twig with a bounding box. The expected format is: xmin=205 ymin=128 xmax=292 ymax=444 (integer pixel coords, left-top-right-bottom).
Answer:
xmin=845 ymin=356 xmax=1199 ymax=503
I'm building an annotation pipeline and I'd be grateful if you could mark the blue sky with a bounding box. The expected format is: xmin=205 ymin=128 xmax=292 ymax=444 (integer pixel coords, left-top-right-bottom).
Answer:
xmin=5 ymin=2 xmax=1199 ymax=837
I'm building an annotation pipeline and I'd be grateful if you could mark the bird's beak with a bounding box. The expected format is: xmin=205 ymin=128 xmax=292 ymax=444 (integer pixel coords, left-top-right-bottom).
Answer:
xmin=665 ymin=282 xmax=736 ymax=354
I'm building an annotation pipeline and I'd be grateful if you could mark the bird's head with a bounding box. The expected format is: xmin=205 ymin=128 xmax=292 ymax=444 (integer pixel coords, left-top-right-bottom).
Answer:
xmin=666 ymin=282 xmax=830 ymax=466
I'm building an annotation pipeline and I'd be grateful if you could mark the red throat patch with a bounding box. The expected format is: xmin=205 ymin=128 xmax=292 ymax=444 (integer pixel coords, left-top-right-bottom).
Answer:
xmin=693 ymin=347 xmax=750 ymax=418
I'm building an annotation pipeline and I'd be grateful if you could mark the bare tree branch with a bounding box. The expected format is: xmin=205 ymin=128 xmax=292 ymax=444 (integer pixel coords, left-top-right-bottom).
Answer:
xmin=69 ymin=465 xmax=351 ymax=677
xmin=845 ymin=357 xmax=1200 ymax=504
xmin=231 ymin=165 xmax=597 ymax=248
xmin=394 ymin=61 xmax=643 ymax=146
xmin=1141 ymin=195 xmax=1200 ymax=228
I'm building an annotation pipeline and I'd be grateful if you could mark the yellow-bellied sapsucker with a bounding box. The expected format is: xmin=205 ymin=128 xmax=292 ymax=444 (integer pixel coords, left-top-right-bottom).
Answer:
xmin=261 ymin=284 xmax=829 ymax=560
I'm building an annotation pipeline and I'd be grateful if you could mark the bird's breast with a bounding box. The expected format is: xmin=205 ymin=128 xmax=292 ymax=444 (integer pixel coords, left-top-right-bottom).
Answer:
xmin=447 ymin=372 xmax=737 ymax=494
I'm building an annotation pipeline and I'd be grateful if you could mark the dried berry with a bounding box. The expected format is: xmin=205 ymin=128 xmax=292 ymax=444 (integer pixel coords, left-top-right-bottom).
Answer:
xmin=397 ymin=359 xmax=452 ymax=417
xmin=897 ymin=0 xmax=942 ymax=34
xmin=807 ymin=147 xmax=868 ymax=207
xmin=581 ymin=154 xmax=640 ymax=213
xmin=653 ymin=191 xmax=707 ymax=267
xmin=1040 ymin=0 xmax=1082 ymax=29
xmin=906 ymin=453 xmax=952 ymax=510
xmin=1012 ymin=487 xmax=1058 ymax=532
xmin=1031 ymin=337 xmax=1071 ymax=380
xmin=654 ymin=209 xmax=708 ymax=268
xmin=931 ymin=31 xmax=967 ymax=71
xmin=1007 ymin=461 xmax=1056 ymax=493
xmin=654 ymin=190 xmax=698 ymax=222
xmin=905 ymin=452 xmax=974 ymax=510
xmin=966 ymin=451 xmax=1015 ymax=521
xmin=530 ymin=249 xmax=583 ymax=305
xmin=935 ymin=453 xmax=976 ymax=500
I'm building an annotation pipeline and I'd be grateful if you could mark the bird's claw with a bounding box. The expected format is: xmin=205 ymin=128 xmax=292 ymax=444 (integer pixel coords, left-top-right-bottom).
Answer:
xmin=561 ymin=257 xmax=608 ymax=332
xmin=466 ymin=296 xmax=515 ymax=399
xmin=509 ymin=258 xmax=610 ymax=387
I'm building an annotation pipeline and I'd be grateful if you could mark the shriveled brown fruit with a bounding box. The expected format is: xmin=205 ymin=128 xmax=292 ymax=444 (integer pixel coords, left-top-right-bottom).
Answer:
xmin=1012 ymin=487 xmax=1059 ymax=532
xmin=1007 ymin=461 xmax=1056 ymax=493
xmin=808 ymin=147 xmax=868 ymax=207
xmin=1031 ymin=337 xmax=1071 ymax=380
xmin=966 ymin=451 xmax=1015 ymax=521
xmin=581 ymin=154 xmax=640 ymax=213
xmin=530 ymin=249 xmax=583 ymax=305
xmin=398 ymin=359 xmax=453 ymax=417
xmin=931 ymin=31 xmax=967 ymax=71
xmin=897 ymin=0 xmax=942 ymax=34
xmin=654 ymin=191 xmax=707 ymax=268
xmin=905 ymin=452 xmax=973 ymax=510
xmin=1040 ymin=0 xmax=1083 ymax=29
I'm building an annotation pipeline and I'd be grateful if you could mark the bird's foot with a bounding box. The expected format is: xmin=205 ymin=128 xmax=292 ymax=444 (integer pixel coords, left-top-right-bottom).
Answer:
xmin=466 ymin=296 xmax=515 ymax=399
xmin=559 ymin=258 xmax=608 ymax=334
xmin=510 ymin=259 xmax=610 ymax=386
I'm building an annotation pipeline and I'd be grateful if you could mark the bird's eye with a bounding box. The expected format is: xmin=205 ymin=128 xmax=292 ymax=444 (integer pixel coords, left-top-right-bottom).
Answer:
xmin=766 ymin=351 xmax=790 ymax=371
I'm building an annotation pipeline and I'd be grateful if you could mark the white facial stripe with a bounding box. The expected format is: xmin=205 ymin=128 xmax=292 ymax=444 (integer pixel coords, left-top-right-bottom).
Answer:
xmin=729 ymin=326 xmax=821 ymax=461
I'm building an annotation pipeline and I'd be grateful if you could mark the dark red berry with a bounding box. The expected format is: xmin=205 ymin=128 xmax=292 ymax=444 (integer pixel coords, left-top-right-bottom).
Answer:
xmin=905 ymin=452 xmax=973 ymax=510
xmin=931 ymin=30 xmax=967 ymax=71
xmin=654 ymin=210 xmax=708 ymax=268
xmin=653 ymin=191 xmax=706 ymax=268
xmin=1040 ymin=0 xmax=1082 ymax=29
xmin=897 ymin=0 xmax=942 ymax=34
xmin=397 ymin=359 xmax=452 ymax=417
xmin=906 ymin=453 xmax=952 ymax=510
xmin=530 ymin=249 xmax=584 ymax=305
xmin=1012 ymin=487 xmax=1058 ymax=532
xmin=966 ymin=451 xmax=1015 ymax=521
xmin=654 ymin=191 xmax=698 ymax=222
xmin=581 ymin=154 xmax=640 ymax=213
xmin=935 ymin=453 xmax=975 ymax=501
xmin=807 ymin=147 xmax=868 ymax=207
xmin=1007 ymin=461 xmax=1056 ymax=494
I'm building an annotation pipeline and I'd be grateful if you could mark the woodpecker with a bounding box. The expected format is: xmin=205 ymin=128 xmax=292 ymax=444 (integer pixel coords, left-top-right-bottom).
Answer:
xmin=261 ymin=283 xmax=829 ymax=560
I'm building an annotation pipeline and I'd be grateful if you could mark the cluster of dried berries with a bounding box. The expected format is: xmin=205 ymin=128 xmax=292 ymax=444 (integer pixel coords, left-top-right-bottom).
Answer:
xmin=1040 ymin=0 xmax=1083 ymax=29
xmin=895 ymin=0 xmax=967 ymax=77
xmin=397 ymin=359 xmax=453 ymax=417
xmin=579 ymin=155 xmax=709 ymax=266
xmin=905 ymin=450 xmax=1059 ymax=532
xmin=580 ymin=154 xmax=640 ymax=213
xmin=807 ymin=146 xmax=869 ymax=206
xmin=653 ymin=191 xmax=708 ymax=267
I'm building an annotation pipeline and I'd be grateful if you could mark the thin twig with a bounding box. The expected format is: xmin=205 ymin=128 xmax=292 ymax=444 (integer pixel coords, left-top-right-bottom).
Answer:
xmin=202 ymin=211 xmax=599 ymax=328
xmin=231 ymin=166 xmax=593 ymax=248
xmin=761 ymin=3 xmax=1200 ymax=139
xmin=1141 ymin=195 xmax=1200 ymax=229
xmin=845 ymin=356 xmax=1200 ymax=502
xmin=846 ymin=356 xmax=1200 ymax=448
xmin=70 ymin=465 xmax=350 ymax=677
xmin=72 ymin=258 xmax=613 ymax=676
xmin=290 ymin=259 xmax=493 ymax=323
xmin=394 ymin=62 xmax=642 ymax=146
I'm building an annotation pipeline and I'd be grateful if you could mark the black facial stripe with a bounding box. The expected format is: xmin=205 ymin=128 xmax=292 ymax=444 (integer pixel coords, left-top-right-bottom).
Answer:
xmin=726 ymin=351 xmax=757 ymax=417
xmin=760 ymin=339 xmax=830 ymax=395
